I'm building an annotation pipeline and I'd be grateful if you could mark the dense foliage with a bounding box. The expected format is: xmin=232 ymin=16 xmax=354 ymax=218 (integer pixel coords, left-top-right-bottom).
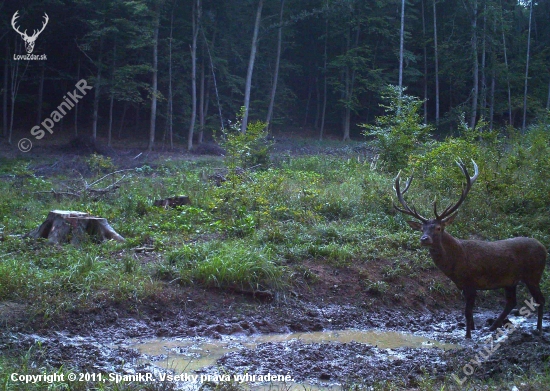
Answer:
xmin=0 ymin=0 xmax=549 ymax=147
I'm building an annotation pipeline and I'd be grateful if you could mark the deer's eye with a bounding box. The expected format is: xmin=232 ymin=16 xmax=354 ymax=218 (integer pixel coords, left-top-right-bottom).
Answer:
xmin=435 ymin=226 xmax=441 ymax=232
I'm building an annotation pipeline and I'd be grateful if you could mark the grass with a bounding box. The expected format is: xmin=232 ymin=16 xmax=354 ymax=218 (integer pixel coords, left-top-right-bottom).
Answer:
xmin=1 ymin=140 xmax=549 ymax=313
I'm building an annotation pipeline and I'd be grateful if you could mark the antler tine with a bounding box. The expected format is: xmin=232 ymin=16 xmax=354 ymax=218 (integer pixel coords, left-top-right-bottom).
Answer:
xmin=438 ymin=159 xmax=479 ymax=221
xmin=432 ymin=196 xmax=441 ymax=220
xmin=393 ymin=171 xmax=428 ymax=223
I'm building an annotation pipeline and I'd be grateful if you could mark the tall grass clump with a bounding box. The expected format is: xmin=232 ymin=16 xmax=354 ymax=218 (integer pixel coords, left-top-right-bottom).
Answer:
xmin=167 ymin=240 xmax=285 ymax=291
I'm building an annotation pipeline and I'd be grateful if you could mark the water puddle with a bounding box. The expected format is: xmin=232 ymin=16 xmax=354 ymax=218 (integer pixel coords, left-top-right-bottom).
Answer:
xmin=126 ymin=329 xmax=458 ymax=389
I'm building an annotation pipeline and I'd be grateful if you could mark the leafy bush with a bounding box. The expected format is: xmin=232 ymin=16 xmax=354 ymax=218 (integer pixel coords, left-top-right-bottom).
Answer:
xmin=85 ymin=153 xmax=115 ymax=174
xmin=218 ymin=107 xmax=272 ymax=172
xmin=361 ymin=85 xmax=432 ymax=172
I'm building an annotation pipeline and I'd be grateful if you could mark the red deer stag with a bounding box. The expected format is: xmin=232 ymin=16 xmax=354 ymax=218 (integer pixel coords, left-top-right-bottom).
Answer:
xmin=394 ymin=160 xmax=546 ymax=338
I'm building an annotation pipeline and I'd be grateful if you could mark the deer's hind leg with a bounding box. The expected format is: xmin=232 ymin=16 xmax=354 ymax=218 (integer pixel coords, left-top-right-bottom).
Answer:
xmin=525 ymin=283 xmax=545 ymax=331
xmin=464 ymin=288 xmax=477 ymax=339
xmin=489 ymin=286 xmax=517 ymax=331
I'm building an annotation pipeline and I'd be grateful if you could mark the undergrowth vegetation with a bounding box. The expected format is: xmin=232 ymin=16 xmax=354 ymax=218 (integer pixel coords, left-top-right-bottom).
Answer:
xmin=1 ymin=118 xmax=550 ymax=313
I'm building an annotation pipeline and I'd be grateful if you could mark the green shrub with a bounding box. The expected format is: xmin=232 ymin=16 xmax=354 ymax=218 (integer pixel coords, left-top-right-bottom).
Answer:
xmin=361 ymin=85 xmax=431 ymax=172
xmin=85 ymin=153 xmax=115 ymax=174
xmin=218 ymin=107 xmax=272 ymax=172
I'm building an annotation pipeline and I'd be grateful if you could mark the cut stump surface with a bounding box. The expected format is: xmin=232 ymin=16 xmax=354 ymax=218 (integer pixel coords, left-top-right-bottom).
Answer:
xmin=28 ymin=210 xmax=125 ymax=244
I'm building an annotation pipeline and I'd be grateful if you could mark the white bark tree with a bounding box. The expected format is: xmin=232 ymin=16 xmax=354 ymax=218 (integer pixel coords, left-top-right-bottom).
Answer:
xmin=241 ymin=0 xmax=264 ymax=133
xmin=148 ymin=9 xmax=160 ymax=151
xmin=188 ymin=0 xmax=201 ymax=150
xmin=522 ymin=0 xmax=533 ymax=132
xmin=266 ymin=0 xmax=285 ymax=133
xmin=433 ymin=0 xmax=440 ymax=126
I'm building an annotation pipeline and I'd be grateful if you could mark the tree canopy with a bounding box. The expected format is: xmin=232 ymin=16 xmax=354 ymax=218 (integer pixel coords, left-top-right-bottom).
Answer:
xmin=1 ymin=0 xmax=548 ymax=148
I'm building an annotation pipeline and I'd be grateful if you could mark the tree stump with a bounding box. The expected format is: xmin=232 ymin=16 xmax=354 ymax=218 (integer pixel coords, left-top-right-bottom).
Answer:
xmin=28 ymin=210 xmax=125 ymax=244
xmin=153 ymin=195 xmax=191 ymax=208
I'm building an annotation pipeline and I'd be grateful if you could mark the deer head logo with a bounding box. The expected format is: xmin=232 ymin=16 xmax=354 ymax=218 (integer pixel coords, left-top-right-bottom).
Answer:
xmin=11 ymin=11 xmax=49 ymax=54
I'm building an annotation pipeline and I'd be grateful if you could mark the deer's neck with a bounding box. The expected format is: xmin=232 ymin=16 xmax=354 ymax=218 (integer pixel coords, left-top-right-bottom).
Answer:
xmin=428 ymin=232 xmax=464 ymax=281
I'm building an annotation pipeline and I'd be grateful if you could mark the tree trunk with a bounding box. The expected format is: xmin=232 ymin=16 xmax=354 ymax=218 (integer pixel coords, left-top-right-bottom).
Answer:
xmin=202 ymin=28 xmax=224 ymax=131
xmin=319 ymin=11 xmax=328 ymax=141
xmin=92 ymin=35 xmax=104 ymax=141
xmin=266 ymin=0 xmax=285 ymax=133
xmin=2 ymin=41 xmax=8 ymax=138
xmin=489 ymin=66 xmax=495 ymax=130
xmin=108 ymin=38 xmax=117 ymax=147
xmin=343 ymin=25 xmax=360 ymax=142
xmin=168 ymin=8 xmax=175 ymax=149
xmin=74 ymin=59 xmax=80 ymax=137
xmin=188 ymin=0 xmax=201 ymax=150
xmin=198 ymin=46 xmax=205 ymax=144
xmin=342 ymin=29 xmax=350 ymax=140
xmin=489 ymin=18 xmax=496 ymax=130
xmin=314 ymin=78 xmax=321 ymax=129
xmin=398 ymin=0 xmax=406 ymax=95
xmin=148 ymin=10 xmax=160 ymax=152
xmin=303 ymin=79 xmax=312 ymax=128
xmin=468 ymin=0 xmax=479 ymax=129
xmin=200 ymin=27 xmax=216 ymax=137
xmin=241 ymin=0 xmax=264 ymax=133
xmin=480 ymin=4 xmax=487 ymax=120
xmin=9 ymin=40 xmax=30 ymax=145
xmin=135 ymin=104 xmax=140 ymax=134
xmin=421 ymin=0 xmax=428 ymax=124
xmin=500 ymin=4 xmax=512 ymax=126
xmin=118 ymin=102 xmax=128 ymax=139
xmin=36 ymin=63 xmax=45 ymax=125
xmin=433 ymin=0 xmax=440 ymax=126
xmin=522 ymin=0 xmax=533 ymax=132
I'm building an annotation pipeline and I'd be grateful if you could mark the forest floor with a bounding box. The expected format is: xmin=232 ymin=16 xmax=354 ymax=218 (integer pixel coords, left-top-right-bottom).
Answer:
xmin=0 ymin=135 xmax=549 ymax=390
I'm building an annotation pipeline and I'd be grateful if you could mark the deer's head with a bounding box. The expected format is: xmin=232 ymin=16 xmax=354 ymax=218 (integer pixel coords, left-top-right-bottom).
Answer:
xmin=393 ymin=160 xmax=479 ymax=247
xmin=12 ymin=11 xmax=49 ymax=54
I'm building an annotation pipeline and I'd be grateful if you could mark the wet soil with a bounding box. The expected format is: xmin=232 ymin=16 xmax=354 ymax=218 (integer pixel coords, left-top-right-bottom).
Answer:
xmin=2 ymin=286 xmax=550 ymax=389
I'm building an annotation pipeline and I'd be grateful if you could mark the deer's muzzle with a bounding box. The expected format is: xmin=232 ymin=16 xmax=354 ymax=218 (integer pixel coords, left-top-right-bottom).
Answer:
xmin=420 ymin=235 xmax=433 ymax=246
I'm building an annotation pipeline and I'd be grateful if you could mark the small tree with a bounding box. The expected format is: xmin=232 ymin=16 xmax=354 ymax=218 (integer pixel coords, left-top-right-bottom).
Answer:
xmin=361 ymin=85 xmax=431 ymax=172
xmin=219 ymin=107 xmax=271 ymax=172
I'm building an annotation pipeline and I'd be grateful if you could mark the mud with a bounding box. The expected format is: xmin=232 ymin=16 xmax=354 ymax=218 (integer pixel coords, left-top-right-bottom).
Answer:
xmin=2 ymin=295 xmax=549 ymax=389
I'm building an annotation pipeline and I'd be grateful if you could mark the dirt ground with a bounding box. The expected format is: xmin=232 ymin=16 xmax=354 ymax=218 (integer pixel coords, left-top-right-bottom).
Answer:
xmin=2 ymin=279 xmax=549 ymax=389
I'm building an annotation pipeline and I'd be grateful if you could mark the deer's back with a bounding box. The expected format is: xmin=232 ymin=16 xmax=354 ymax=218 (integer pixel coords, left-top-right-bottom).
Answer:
xmin=455 ymin=237 xmax=547 ymax=289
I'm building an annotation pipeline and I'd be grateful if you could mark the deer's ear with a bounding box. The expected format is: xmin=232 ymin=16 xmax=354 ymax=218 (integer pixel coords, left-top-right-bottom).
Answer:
xmin=407 ymin=221 xmax=423 ymax=231
xmin=442 ymin=213 xmax=458 ymax=227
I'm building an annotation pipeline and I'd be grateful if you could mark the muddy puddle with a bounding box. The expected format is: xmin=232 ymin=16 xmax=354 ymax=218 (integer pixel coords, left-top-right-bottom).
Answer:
xmin=126 ymin=329 xmax=459 ymax=389
xmin=4 ymin=303 xmax=549 ymax=390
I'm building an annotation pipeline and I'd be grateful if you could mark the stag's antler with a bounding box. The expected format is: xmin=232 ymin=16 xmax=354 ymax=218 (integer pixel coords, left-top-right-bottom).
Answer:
xmin=433 ymin=159 xmax=479 ymax=221
xmin=393 ymin=171 xmax=428 ymax=223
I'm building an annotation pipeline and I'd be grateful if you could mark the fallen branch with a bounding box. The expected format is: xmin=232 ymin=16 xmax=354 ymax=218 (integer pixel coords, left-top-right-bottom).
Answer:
xmin=36 ymin=168 xmax=135 ymax=200
xmin=134 ymin=246 xmax=155 ymax=253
